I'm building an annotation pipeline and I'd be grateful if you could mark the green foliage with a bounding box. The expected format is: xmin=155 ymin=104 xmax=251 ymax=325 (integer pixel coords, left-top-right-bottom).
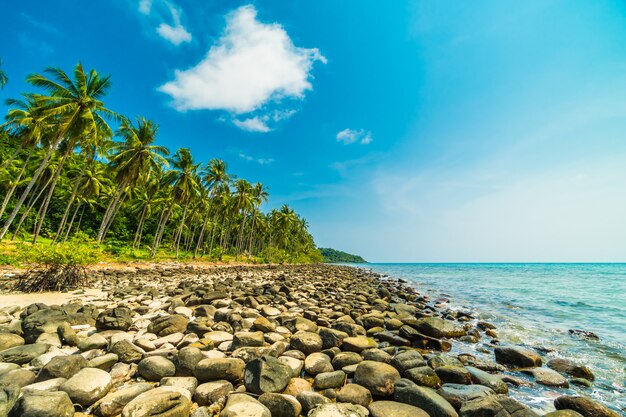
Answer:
xmin=319 ymin=248 xmax=366 ymax=263
xmin=18 ymin=241 xmax=102 ymax=267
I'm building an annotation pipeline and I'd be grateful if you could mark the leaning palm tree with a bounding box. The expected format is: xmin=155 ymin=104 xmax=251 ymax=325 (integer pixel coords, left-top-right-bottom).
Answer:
xmin=0 ymin=58 xmax=7 ymax=89
xmin=97 ymin=117 xmax=168 ymax=242
xmin=246 ymin=182 xmax=269 ymax=256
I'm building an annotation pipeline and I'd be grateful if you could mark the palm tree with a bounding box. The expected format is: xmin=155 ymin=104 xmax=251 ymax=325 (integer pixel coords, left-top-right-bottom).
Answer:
xmin=0 ymin=59 xmax=7 ymax=89
xmin=232 ymin=179 xmax=254 ymax=259
xmin=246 ymin=182 xmax=269 ymax=257
xmin=97 ymin=117 xmax=168 ymax=242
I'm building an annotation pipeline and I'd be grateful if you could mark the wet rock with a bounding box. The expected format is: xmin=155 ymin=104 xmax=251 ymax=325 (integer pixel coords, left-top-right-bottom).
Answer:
xmin=121 ymin=387 xmax=192 ymax=417
xmin=244 ymin=356 xmax=292 ymax=394
xmin=96 ymin=307 xmax=133 ymax=331
xmin=530 ymin=367 xmax=569 ymax=388
xmin=544 ymin=411 xmax=584 ymax=417
xmin=195 ymin=358 xmax=245 ymax=383
xmin=354 ymin=360 xmax=401 ymax=397
xmin=0 ymin=343 xmax=49 ymax=364
xmin=494 ymin=346 xmax=542 ymax=368
xmin=554 ymin=395 xmax=621 ymax=417
xmin=193 ymin=380 xmax=232 ymax=406
xmin=258 ymin=393 xmax=302 ymax=417
xmin=547 ymin=358 xmax=594 ymax=381
xmin=390 ymin=350 xmax=426 ymax=372
xmin=394 ymin=378 xmax=458 ymax=417
xmin=369 ymin=400 xmax=429 ymax=417
xmin=412 ymin=317 xmax=466 ymax=339
xmin=337 ymin=383 xmax=373 ymax=407
xmin=459 ymin=394 xmax=539 ymax=417
xmin=568 ymin=329 xmax=599 ymax=340
xmin=38 ymin=354 xmax=87 ymax=380
xmin=60 ymin=367 xmax=112 ymax=406
xmin=342 ymin=336 xmax=377 ymax=353
xmin=438 ymin=384 xmax=495 ymax=410
xmin=465 ymin=366 xmax=508 ymax=394
xmin=308 ymin=403 xmax=369 ymax=417
xmin=138 ymin=356 xmax=176 ymax=381
xmin=404 ymin=366 xmax=442 ymax=388
xmin=220 ymin=393 xmax=270 ymax=417
xmin=10 ymin=390 xmax=74 ymax=417
xmin=435 ymin=366 xmax=472 ymax=385
xmin=92 ymin=383 xmax=153 ymax=417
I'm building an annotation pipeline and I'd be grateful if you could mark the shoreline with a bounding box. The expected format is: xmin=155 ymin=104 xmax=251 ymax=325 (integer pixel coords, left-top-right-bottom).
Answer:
xmin=0 ymin=264 xmax=619 ymax=416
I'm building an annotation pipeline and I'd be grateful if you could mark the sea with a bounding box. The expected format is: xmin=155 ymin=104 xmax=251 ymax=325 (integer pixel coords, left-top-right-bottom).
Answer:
xmin=354 ymin=263 xmax=626 ymax=414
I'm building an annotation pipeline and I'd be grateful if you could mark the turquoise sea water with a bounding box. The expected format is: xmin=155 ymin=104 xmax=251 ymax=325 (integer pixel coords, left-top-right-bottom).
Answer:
xmin=359 ymin=263 xmax=626 ymax=414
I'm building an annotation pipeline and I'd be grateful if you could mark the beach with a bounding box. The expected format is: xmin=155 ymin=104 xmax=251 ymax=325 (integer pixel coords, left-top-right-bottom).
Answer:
xmin=0 ymin=263 xmax=621 ymax=417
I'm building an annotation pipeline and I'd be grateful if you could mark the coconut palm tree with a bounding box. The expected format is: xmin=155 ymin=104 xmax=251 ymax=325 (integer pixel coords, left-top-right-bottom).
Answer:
xmin=0 ymin=59 xmax=7 ymax=90
xmin=246 ymin=182 xmax=269 ymax=257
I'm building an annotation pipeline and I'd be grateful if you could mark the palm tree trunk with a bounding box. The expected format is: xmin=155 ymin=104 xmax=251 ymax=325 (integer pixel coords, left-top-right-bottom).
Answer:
xmin=62 ymin=202 xmax=81 ymax=243
xmin=151 ymin=205 xmax=173 ymax=258
xmin=133 ymin=205 xmax=149 ymax=250
xmin=33 ymin=149 xmax=71 ymax=243
xmin=175 ymin=204 xmax=189 ymax=258
xmin=0 ymin=150 xmax=33 ymax=221
xmin=53 ymin=161 xmax=88 ymax=243
xmin=97 ymin=184 xmax=124 ymax=242
xmin=0 ymin=136 xmax=61 ymax=240
xmin=246 ymin=210 xmax=257 ymax=257
xmin=101 ymin=194 xmax=127 ymax=241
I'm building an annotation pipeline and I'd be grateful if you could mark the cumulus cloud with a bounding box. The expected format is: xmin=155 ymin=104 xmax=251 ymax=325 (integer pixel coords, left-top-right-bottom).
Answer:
xmin=138 ymin=0 xmax=152 ymax=15
xmin=159 ymin=5 xmax=326 ymax=113
xmin=156 ymin=5 xmax=192 ymax=45
xmin=233 ymin=117 xmax=271 ymax=132
xmin=336 ymin=128 xmax=372 ymax=145
xmin=239 ymin=152 xmax=275 ymax=165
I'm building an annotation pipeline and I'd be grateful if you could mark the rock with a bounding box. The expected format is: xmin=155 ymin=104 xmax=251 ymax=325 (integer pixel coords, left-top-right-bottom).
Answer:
xmin=411 ymin=317 xmax=466 ymax=339
xmin=78 ymin=333 xmax=108 ymax=351
xmin=554 ymin=396 xmax=621 ymax=417
xmin=547 ymin=358 xmax=594 ymax=381
xmin=232 ymin=332 xmax=264 ymax=349
xmin=58 ymin=322 xmax=79 ymax=346
xmin=10 ymin=391 xmax=74 ymax=417
xmin=0 ymin=369 xmax=37 ymax=387
xmin=138 ymin=357 xmax=176 ymax=381
xmin=244 ymin=356 xmax=292 ymax=394
xmin=0 ymin=333 xmax=24 ymax=351
xmin=296 ymin=391 xmax=331 ymax=415
xmin=21 ymin=309 xmax=68 ymax=343
xmin=258 ymin=393 xmax=302 ymax=417
xmin=278 ymin=356 xmax=303 ymax=377
xmin=308 ymin=403 xmax=370 ymax=417
xmin=459 ymin=395 xmax=539 ymax=417
xmin=176 ymin=347 xmax=205 ymax=376
xmin=369 ymin=400 xmax=429 ymax=417
xmin=438 ymin=384 xmax=495 ymax=410
xmin=337 ymin=384 xmax=373 ymax=407
xmin=253 ymin=316 xmax=276 ymax=333
xmin=195 ymin=358 xmax=245 ymax=383
xmin=304 ymin=352 xmax=334 ymax=375
xmin=530 ymin=367 xmax=569 ymax=388
xmin=122 ymin=387 xmax=192 ymax=417
xmin=60 ymin=367 xmax=112 ymax=406
xmin=342 ymin=336 xmax=377 ymax=353
xmin=22 ymin=378 xmax=67 ymax=394
xmin=290 ymin=332 xmax=322 ymax=355
xmin=544 ymin=411 xmax=584 ymax=417
xmin=161 ymin=377 xmax=198 ymax=396
xmin=319 ymin=328 xmax=349 ymax=349
xmin=193 ymin=380 xmax=232 ymax=406
xmin=435 ymin=366 xmax=472 ymax=385
xmin=87 ymin=353 xmax=119 ymax=371
xmin=38 ymin=354 xmax=87 ymax=380
xmin=96 ymin=307 xmax=133 ymax=331
xmin=147 ymin=314 xmax=189 ymax=337
xmin=0 ymin=343 xmax=49 ymax=364
xmin=220 ymin=393 xmax=270 ymax=417
xmin=92 ymin=383 xmax=153 ymax=417
xmin=284 ymin=317 xmax=318 ymax=333
xmin=494 ymin=347 xmax=541 ymax=368
xmin=110 ymin=340 xmax=145 ymax=364
xmin=570 ymin=378 xmax=593 ymax=387
xmin=394 ymin=378 xmax=458 ymax=417
xmin=465 ymin=366 xmax=508 ymax=394
xmin=568 ymin=329 xmax=599 ymax=340
xmin=314 ymin=370 xmax=347 ymax=389
xmin=332 ymin=352 xmax=363 ymax=369
xmin=404 ymin=366 xmax=442 ymax=388
xmin=390 ymin=350 xmax=426 ymax=372
xmin=354 ymin=360 xmax=401 ymax=397
xmin=0 ymin=384 xmax=20 ymax=417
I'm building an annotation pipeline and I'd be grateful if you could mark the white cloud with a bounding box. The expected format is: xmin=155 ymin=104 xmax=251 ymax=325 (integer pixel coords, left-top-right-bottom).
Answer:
xmin=239 ymin=152 xmax=275 ymax=165
xmin=156 ymin=5 xmax=192 ymax=45
xmin=138 ymin=0 xmax=152 ymax=15
xmin=233 ymin=117 xmax=271 ymax=132
xmin=336 ymin=128 xmax=372 ymax=145
xmin=159 ymin=5 xmax=326 ymax=113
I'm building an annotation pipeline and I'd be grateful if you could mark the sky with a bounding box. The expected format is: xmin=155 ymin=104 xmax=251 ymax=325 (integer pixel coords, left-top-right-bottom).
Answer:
xmin=2 ymin=0 xmax=626 ymax=262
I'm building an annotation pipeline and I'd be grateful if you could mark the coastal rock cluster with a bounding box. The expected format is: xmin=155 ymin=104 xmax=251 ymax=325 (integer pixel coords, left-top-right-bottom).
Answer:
xmin=0 ymin=264 xmax=620 ymax=417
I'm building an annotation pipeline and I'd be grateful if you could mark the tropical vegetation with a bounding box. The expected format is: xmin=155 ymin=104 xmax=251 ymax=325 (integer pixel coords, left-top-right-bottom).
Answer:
xmin=319 ymin=248 xmax=366 ymax=263
xmin=0 ymin=62 xmax=322 ymax=265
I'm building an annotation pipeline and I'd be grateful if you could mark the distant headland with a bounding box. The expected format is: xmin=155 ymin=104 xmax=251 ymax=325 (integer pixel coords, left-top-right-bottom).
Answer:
xmin=319 ymin=247 xmax=367 ymax=263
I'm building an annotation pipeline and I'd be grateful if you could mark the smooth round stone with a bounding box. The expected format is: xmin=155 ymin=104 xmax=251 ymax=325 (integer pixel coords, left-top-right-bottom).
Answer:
xmin=494 ymin=346 xmax=542 ymax=368
xmin=0 ymin=333 xmax=25 ymax=351
xmin=110 ymin=339 xmax=145 ymax=364
xmin=531 ymin=367 xmax=569 ymax=388
xmin=332 ymin=352 xmax=363 ymax=369
xmin=390 ymin=350 xmax=426 ymax=372
xmin=369 ymin=401 xmax=429 ymax=417
xmin=78 ymin=334 xmax=108 ymax=351
xmin=204 ymin=331 xmax=233 ymax=345
xmin=304 ymin=352 xmax=333 ymax=375
xmin=0 ymin=369 xmax=36 ymax=387
xmin=193 ymin=380 xmax=233 ymax=406
xmin=278 ymin=356 xmax=303 ymax=377
xmin=195 ymin=358 xmax=245 ymax=383
xmin=60 ymin=367 xmax=112 ymax=406
xmin=86 ymin=353 xmax=119 ymax=371
xmin=308 ymin=403 xmax=369 ymax=417
xmin=465 ymin=366 xmax=508 ymax=394
xmin=244 ymin=356 xmax=292 ymax=394
xmin=92 ymin=383 xmax=153 ymax=417
xmin=258 ymin=393 xmax=301 ymax=417
xmin=161 ymin=377 xmax=199 ymax=396
xmin=554 ymin=395 xmax=621 ymax=417
xmin=121 ymin=387 xmax=192 ymax=417
xmin=405 ymin=366 xmax=442 ymax=388
xmin=138 ymin=356 xmax=176 ymax=381
xmin=282 ymin=378 xmax=312 ymax=397
xmin=314 ymin=370 xmax=347 ymax=390
xmin=296 ymin=391 xmax=332 ymax=415
xmin=0 ymin=343 xmax=49 ymax=364
xmin=437 ymin=383 xmax=496 ymax=410
xmin=11 ymin=391 xmax=74 ymax=417
xmin=22 ymin=377 xmax=68 ymax=394
xmin=0 ymin=384 xmax=20 ymax=416
xmin=221 ymin=393 xmax=271 ymax=417
xmin=394 ymin=379 xmax=457 ymax=417
xmin=342 ymin=336 xmax=377 ymax=353
xmin=354 ymin=361 xmax=401 ymax=397
xmin=290 ymin=332 xmax=322 ymax=355
xmin=337 ymin=384 xmax=373 ymax=407
xmin=435 ymin=366 xmax=472 ymax=385
xmin=38 ymin=354 xmax=87 ymax=380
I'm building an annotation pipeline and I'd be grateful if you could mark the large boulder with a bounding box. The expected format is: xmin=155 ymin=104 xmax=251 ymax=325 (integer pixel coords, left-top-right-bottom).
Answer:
xmin=494 ymin=347 xmax=542 ymax=368
xmin=547 ymin=358 xmax=594 ymax=381
xmin=92 ymin=383 xmax=153 ymax=417
xmin=554 ymin=396 xmax=621 ymax=417
xmin=459 ymin=395 xmax=539 ymax=417
xmin=122 ymin=387 xmax=191 ymax=417
xmin=38 ymin=354 xmax=87 ymax=381
xmin=21 ymin=309 xmax=68 ymax=343
xmin=0 ymin=343 xmax=49 ymax=365
xmin=138 ymin=357 xmax=176 ymax=381
xmin=147 ymin=314 xmax=189 ymax=337
xmin=465 ymin=367 xmax=508 ymax=394
xmin=9 ymin=390 xmax=74 ymax=417
xmin=354 ymin=360 xmax=401 ymax=397
xmin=193 ymin=380 xmax=232 ymax=406
xmin=438 ymin=384 xmax=495 ymax=410
xmin=195 ymin=358 xmax=245 ymax=383
xmin=60 ymin=367 xmax=112 ymax=406
xmin=244 ymin=356 xmax=292 ymax=394
xmin=289 ymin=332 xmax=322 ymax=355
xmin=369 ymin=400 xmax=429 ymax=417
xmin=411 ymin=317 xmax=466 ymax=339
xmin=96 ymin=307 xmax=133 ymax=331
xmin=394 ymin=378 xmax=458 ymax=417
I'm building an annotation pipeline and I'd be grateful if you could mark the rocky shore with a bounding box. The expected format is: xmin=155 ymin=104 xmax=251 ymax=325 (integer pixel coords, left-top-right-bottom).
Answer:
xmin=0 ymin=264 xmax=620 ymax=417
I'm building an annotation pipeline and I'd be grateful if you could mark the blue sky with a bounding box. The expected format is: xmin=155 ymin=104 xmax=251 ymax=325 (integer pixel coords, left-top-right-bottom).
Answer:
xmin=3 ymin=0 xmax=626 ymax=262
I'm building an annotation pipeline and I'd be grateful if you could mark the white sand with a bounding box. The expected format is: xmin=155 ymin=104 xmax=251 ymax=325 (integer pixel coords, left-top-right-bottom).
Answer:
xmin=0 ymin=288 xmax=107 ymax=308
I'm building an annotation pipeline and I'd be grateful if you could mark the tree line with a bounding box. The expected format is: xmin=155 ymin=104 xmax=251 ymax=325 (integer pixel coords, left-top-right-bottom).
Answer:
xmin=0 ymin=62 xmax=322 ymax=263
